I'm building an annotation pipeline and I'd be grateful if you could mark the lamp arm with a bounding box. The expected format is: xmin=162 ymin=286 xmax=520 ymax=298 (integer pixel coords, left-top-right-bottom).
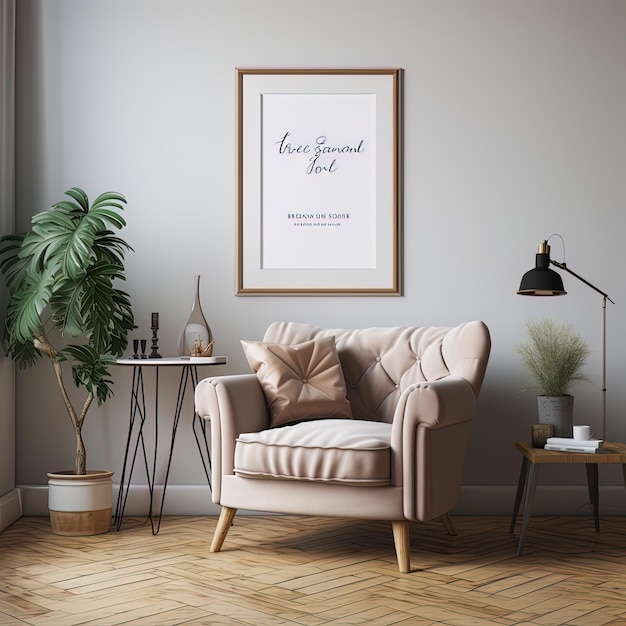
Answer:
xmin=550 ymin=260 xmax=615 ymax=305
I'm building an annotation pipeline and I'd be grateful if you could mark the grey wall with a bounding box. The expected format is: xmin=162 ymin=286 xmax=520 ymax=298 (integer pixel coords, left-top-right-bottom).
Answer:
xmin=13 ymin=0 xmax=626 ymax=513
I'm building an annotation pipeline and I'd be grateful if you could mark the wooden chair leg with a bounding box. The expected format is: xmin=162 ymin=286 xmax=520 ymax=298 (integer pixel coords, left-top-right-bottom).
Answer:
xmin=391 ymin=521 xmax=410 ymax=573
xmin=210 ymin=506 xmax=237 ymax=552
xmin=438 ymin=512 xmax=457 ymax=536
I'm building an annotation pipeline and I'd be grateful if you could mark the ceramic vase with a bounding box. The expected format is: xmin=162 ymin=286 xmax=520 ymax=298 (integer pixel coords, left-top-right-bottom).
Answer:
xmin=178 ymin=275 xmax=214 ymax=357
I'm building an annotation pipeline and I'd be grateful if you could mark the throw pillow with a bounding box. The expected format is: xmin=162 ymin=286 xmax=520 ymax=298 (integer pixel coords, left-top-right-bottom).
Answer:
xmin=241 ymin=336 xmax=353 ymax=428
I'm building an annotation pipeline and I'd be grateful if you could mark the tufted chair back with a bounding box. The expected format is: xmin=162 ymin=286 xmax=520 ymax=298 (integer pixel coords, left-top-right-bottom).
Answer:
xmin=263 ymin=321 xmax=489 ymax=424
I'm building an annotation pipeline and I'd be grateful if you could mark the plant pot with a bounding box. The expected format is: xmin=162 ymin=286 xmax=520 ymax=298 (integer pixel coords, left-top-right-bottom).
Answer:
xmin=47 ymin=470 xmax=114 ymax=536
xmin=537 ymin=395 xmax=574 ymax=438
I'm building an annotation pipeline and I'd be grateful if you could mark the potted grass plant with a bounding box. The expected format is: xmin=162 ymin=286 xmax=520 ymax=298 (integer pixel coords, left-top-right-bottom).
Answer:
xmin=0 ymin=187 xmax=135 ymax=535
xmin=515 ymin=318 xmax=590 ymax=437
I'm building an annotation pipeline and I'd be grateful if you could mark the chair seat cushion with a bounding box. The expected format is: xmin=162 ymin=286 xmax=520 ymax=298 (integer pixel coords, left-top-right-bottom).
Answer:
xmin=234 ymin=419 xmax=391 ymax=486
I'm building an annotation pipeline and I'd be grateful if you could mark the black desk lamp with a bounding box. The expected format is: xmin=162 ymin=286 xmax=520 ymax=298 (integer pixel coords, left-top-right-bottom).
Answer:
xmin=517 ymin=238 xmax=614 ymax=439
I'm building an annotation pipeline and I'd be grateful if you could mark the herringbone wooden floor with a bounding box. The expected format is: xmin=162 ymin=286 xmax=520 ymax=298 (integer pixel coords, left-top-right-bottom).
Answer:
xmin=1 ymin=515 xmax=626 ymax=625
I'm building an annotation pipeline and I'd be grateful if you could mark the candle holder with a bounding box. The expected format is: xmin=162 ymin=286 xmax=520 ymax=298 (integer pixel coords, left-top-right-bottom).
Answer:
xmin=140 ymin=339 xmax=147 ymax=358
xmin=132 ymin=339 xmax=140 ymax=359
xmin=149 ymin=312 xmax=162 ymax=358
xmin=531 ymin=423 xmax=553 ymax=448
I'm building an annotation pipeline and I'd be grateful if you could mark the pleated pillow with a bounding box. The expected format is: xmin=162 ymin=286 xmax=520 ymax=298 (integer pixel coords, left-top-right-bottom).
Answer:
xmin=241 ymin=336 xmax=353 ymax=428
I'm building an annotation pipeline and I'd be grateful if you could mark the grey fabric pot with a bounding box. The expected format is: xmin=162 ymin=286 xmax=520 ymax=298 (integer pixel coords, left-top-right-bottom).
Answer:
xmin=537 ymin=395 xmax=574 ymax=438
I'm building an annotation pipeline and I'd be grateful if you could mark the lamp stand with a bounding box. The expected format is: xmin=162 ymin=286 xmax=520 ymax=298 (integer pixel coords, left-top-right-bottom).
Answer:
xmin=552 ymin=260 xmax=613 ymax=441
xmin=601 ymin=295 xmax=607 ymax=440
xmin=518 ymin=240 xmax=614 ymax=441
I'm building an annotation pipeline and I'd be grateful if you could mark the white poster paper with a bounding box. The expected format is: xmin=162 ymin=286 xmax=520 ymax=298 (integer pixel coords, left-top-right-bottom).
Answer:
xmin=261 ymin=93 xmax=376 ymax=270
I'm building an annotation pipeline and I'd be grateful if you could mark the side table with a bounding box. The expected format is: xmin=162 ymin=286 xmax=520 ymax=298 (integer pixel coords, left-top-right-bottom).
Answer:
xmin=114 ymin=356 xmax=227 ymax=534
xmin=510 ymin=440 xmax=626 ymax=556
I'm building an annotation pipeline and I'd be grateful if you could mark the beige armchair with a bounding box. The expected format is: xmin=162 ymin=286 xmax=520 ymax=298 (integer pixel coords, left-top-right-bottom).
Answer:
xmin=194 ymin=320 xmax=491 ymax=572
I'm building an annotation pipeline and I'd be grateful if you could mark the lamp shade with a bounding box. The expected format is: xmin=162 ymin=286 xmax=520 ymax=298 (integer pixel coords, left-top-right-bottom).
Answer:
xmin=517 ymin=241 xmax=567 ymax=296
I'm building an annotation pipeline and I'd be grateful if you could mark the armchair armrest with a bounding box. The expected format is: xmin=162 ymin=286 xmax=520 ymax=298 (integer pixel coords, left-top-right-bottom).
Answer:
xmin=194 ymin=374 xmax=270 ymax=502
xmin=390 ymin=376 xmax=478 ymax=520
xmin=393 ymin=375 xmax=477 ymax=433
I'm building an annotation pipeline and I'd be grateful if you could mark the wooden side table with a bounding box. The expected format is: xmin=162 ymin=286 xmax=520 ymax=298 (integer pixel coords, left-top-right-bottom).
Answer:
xmin=510 ymin=440 xmax=626 ymax=556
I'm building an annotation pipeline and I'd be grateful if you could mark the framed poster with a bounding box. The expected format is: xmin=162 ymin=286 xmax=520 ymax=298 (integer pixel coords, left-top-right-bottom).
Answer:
xmin=237 ymin=68 xmax=403 ymax=295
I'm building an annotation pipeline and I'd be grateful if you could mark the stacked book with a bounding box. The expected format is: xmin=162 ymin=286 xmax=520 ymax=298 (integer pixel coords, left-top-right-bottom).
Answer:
xmin=544 ymin=436 xmax=604 ymax=453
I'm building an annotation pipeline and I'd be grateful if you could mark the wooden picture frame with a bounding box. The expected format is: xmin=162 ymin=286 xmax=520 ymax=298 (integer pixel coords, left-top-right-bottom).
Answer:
xmin=236 ymin=68 xmax=403 ymax=295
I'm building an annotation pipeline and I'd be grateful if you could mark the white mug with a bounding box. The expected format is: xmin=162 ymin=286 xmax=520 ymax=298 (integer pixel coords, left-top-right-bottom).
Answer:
xmin=573 ymin=425 xmax=591 ymax=440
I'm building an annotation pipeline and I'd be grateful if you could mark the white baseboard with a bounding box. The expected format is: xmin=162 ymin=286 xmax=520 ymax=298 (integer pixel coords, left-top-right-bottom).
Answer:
xmin=19 ymin=483 xmax=221 ymax=517
xmin=455 ymin=484 xmax=626 ymax=516
xmin=17 ymin=483 xmax=626 ymax=518
xmin=0 ymin=489 xmax=22 ymax=531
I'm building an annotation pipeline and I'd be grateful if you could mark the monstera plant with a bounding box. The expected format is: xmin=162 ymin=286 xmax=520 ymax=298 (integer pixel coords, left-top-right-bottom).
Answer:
xmin=0 ymin=187 xmax=135 ymax=476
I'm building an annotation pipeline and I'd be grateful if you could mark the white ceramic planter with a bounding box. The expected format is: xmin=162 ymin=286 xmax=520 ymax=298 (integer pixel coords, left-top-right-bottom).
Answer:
xmin=47 ymin=470 xmax=114 ymax=536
